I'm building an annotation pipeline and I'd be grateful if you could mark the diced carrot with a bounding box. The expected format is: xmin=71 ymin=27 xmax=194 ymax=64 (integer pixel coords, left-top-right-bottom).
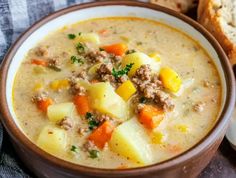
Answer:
xmin=88 ymin=121 xmax=115 ymax=149
xmin=31 ymin=59 xmax=48 ymax=67
xmin=73 ymin=95 xmax=90 ymax=115
xmin=98 ymin=29 xmax=109 ymax=35
xmin=37 ymin=98 xmax=53 ymax=112
xmin=101 ymin=43 xmax=128 ymax=56
xmin=139 ymin=105 xmax=164 ymax=129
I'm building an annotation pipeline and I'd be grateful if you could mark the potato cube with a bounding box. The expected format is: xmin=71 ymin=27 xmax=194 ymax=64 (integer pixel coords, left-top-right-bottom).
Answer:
xmin=88 ymin=82 xmax=128 ymax=121
xmin=75 ymin=33 xmax=100 ymax=44
xmin=122 ymin=52 xmax=161 ymax=77
xmin=109 ymin=118 xmax=152 ymax=165
xmin=47 ymin=102 xmax=74 ymax=122
xmin=37 ymin=125 xmax=67 ymax=156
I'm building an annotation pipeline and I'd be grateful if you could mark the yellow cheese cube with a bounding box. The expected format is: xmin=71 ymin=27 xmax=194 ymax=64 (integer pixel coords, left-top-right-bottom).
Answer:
xmin=115 ymin=80 xmax=136 ymax=101
xmin=159 ymin=67 xmax=182 ymax=92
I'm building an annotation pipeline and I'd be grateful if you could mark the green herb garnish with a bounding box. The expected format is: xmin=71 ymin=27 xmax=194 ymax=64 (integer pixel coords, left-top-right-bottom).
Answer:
xmin=70 ymin=56 xmax=84 ymax=64
xmin=125 ymin=49 xmax=136 ymax=55
xmin=68 ymin=34 xmax=76 ymax=39
xmin=88 ymin=120 xmax=99 ymax=130
xmin=85 ymin=112 xmax=93 ymax=119
xmin=89 ymin=150 xmax=99 ymax=159
xmin=78 ymin=32 xmax=82 ymax=36
xmin=70 ymin=145 xmax=78 ymax=153
xmin=76 ymin=42 xmax=86 ymax=54
xmin=139 ymin=97 xmax=147 ymax=104
xmin=112 ymin=63 xmax=134 ymax=79
xmin=99 ymin=47 xmax=105 ymax=51
xmin=85 ymin=112 xmax=99 ymax=130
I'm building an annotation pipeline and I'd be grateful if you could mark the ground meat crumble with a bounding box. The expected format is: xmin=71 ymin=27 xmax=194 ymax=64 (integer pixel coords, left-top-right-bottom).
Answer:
xmin=85 ymin=50 xmax=108 ymax=63
xmin=132 ymin=64 xmax=174 ymax=111
xmin=31 ymin=91 xmax=48 ymax=103
xmin=58 ymin=116 xmax=73 ymax=130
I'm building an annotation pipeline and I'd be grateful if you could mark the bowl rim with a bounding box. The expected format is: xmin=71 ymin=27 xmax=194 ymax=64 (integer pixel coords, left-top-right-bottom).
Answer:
xmin=0 ymin=0 xmax=235 ymax=176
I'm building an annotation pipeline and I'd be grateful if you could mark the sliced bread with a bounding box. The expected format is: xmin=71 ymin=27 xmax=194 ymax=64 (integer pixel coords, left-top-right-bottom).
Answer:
xmin=198 ymin=0 xmax=236 ymax=65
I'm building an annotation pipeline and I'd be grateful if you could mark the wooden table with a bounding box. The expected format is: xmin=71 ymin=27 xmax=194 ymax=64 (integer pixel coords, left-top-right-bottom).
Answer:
xmin=199 ymin=139 xmax=236 ymax=178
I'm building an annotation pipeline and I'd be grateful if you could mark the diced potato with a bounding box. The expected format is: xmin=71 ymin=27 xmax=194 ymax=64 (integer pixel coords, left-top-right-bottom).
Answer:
xmin=159 ymin=67 xmax=182 ymax=93
xmin=88 ymin=63 xmax=102 ymax=76
xmin=47 ymin=102 xmax=74 ymax=122
xmin=115 ymin=80 xmax=136 ymax=101
xmin=50 ymin=79 xmax=70 ymax=91
xmin=87 ymin=82 xmax=128 ymax=121
xmin=122 ymin=52 xmax=161 ymax=77
xmin=75 ymin=33 xmax=100 ymax=44
xmin=37 ymin=125 xmax=67 ymax=155
xmin=109 ymin=118 xmax=152 ymax=165
xmin=149 ymin=52 xmax=161 ymax=62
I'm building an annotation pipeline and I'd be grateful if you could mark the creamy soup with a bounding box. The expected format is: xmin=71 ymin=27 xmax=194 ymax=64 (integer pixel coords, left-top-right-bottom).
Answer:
xmin=13 ymin=17 xmax=222 ymax=168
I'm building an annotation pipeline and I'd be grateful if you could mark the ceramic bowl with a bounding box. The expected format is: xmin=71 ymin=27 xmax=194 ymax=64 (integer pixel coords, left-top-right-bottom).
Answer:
xmin=0 ymin=1 xmax=235 ymax=178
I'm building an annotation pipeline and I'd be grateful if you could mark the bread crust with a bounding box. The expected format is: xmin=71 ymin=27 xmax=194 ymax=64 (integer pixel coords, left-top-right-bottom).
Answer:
xmin=198 ymin=0 xmax=236 ymax=65
xmin=150 ymin=0 xmax=197 ymax=13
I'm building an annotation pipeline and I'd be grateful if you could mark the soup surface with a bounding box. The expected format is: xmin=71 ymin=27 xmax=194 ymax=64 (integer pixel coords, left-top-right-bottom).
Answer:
xmin=13 ymin=17 xmax=222 ymax=168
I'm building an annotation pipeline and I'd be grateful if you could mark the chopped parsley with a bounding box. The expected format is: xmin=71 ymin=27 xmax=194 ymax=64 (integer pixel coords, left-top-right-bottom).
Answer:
xmin=76 ymin=42 xmax=86 ymax=54
xmin=70 ymin=145 xmax=78 ymax=153
xmin=70 ymin=56 xmax=84 ymax=64
xmin=112 ymin=63 xmax=134 ymax=79
xmin=85 ymin=112 xmax=93 ymax=119
xmin=99 ymin=47 xmax=105 ymax=51
xmin=139 ymin=97 xmax=147 ymax=104
xmin=125 ymin=49 xmax=136 ymax=55
xmin=78 ymin=32 xmax=82 ymax=36
xmin=68 ymin=34 xmax=76 ymax=39
xmin=85 ymin=112 xmax=99 ymax=130
xmin=89 ymin=150 xmax=99 ymax=159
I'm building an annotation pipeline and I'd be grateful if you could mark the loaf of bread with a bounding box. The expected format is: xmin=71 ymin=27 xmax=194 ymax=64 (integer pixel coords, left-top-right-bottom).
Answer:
xmin=150 ymin=0 xmax=198 ymax=13
xmin=198 ymin=0 xmax=236 ymax=65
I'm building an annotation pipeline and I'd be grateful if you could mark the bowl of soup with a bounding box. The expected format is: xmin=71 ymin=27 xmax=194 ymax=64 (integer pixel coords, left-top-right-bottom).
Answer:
xmin=0 ymin=1 xmax=235 ymax=178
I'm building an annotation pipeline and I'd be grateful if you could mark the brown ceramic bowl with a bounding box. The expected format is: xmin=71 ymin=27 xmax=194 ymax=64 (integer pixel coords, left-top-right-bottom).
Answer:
xmin=0 ymin=1 xmax=235 ymax=178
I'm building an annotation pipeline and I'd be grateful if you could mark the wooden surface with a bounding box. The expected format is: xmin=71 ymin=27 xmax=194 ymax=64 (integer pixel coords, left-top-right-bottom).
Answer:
xmin=199 ymin=139 xmax=236 ymax=178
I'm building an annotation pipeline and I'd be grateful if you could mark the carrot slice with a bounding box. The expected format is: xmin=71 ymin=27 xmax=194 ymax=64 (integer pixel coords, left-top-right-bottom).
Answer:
xmin=101 ymin=43 xmax=128 ymax=56
xmin=31 ymin=59 xmax=48 ymax=66
xmin=37 ymin=98 xmax=53 ymax=112
xmin=88 ymin=121 xmax=115 ymax=149
xmin=139 ymin=105 xmax=164 ymax=129
xmin=73 ymin=95 xmax=90 ymax=115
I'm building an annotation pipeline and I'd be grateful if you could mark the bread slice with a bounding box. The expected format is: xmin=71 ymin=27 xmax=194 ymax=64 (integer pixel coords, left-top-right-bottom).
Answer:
xmin=198 ymin=0 xmax=236 ymax=65
xmin=150 ymin=0 xmax=198 ymax=13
